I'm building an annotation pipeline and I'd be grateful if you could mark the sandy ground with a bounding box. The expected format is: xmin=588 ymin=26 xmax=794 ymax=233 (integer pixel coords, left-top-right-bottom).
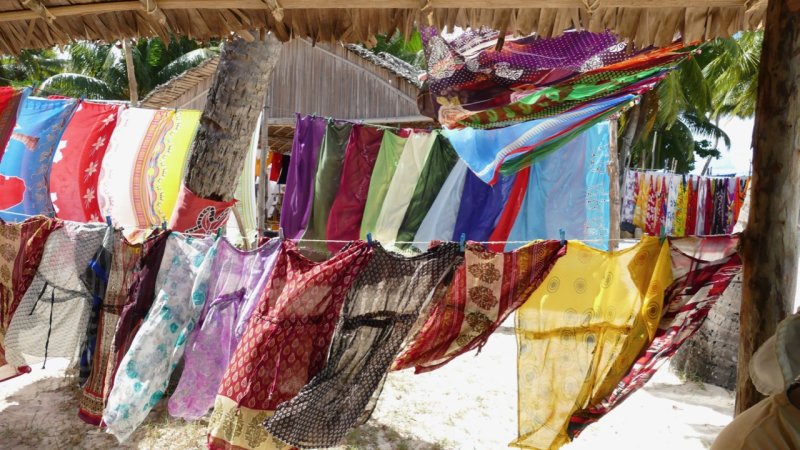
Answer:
xmin=0 ymin=330 xmax=734 ymax=450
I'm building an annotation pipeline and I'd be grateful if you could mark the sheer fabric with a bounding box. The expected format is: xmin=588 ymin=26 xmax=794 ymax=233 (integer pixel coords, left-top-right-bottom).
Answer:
xmin=412 ymin=159 xmax=468 ymax=251
xmin=4 ymin=222 xmax=105 ymax=368
xmin=359 ymin=130 xmax=409 ymax=239
xmin=567 ymin=235 xmax=741 ymax=438
xmin=79 ymin=226 xmax=115 ymax=384
xmin=168 ymin=238 xmax=281 ymax=420
xmin=393 ymin=240 xmax=564 ymax=373
xmin=103 ymin=235 xmax=214 ymax=441
xmin=513 ymin=237 xmax=673 ymax=450
xmin=451 ymin=170 xmax=515 ymax=242
xmin=207 ymin=241 xmax=372 ymax=450
xmin=280 ymin=115 xmax=326 ymax=240
xmin=265 ymin=243 xmax=461 ymax=448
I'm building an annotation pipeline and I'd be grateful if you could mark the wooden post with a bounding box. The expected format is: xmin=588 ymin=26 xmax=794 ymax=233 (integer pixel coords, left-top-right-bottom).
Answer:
xmin=122 ymin=39 xmax=138 ymax=106
xmin=736 ymin=0 xmax=800 ymax=414
xmin=608 ymin=120 xmax=620 ymax=250
xmin=256 ymin=92 xmax=270 ymax=233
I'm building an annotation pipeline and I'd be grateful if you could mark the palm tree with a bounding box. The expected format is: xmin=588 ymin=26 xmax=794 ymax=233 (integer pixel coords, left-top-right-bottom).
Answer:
xmin=0 ymin=49 xmax=64 ymax=87
xmin=368 ymin=29 xmax=426 ymax=69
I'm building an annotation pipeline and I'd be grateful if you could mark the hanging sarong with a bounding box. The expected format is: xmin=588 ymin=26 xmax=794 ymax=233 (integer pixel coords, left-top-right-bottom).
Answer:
xmin=301 ymin=120 xmax=353 ymax=254
xmin=103 ymin=235 xmax=214 ymax=441
xmin=393 ymin=240 xmax=564 ymax=373
xmin=168 ymin=238 xmax=281 ymax=421
xmin=513 ymin=237 xmax=673 ymax=450
xmin=396 ymin=135 xmax=460 ymax=245
xmin=359 ymin=130 xmax=409 ymax=239
xmin=665 ymin=174 xmax=679 ymax=236
xmin=0 ymin=87 xmax=25 ymax=161
xmin=620 ymin=170 xmax=638 ymax=232
xmin=326 ymin=125 xmax=384 ymax=252
xmin=412 ymin=160 xmax=469 ymax=251
xmin=0 ymin=216 xmax=59 ymax=371
xmin=451 ymin=171 xmax=516 ymax=242
xmin=78 ymin=226 xmax=115 ymax=385
xmin=487 ymin=167 xmax=531 ymax=251
xmin=207 ymin=241 xmax=372 ymax=450
xmin=265 ymin=243 xmax=461 ymax=448
xmin=0 ymin=96 xmax=77 ymax=220
xmin=280 ymin=115 xmax=327 ymax=240
xmin=373 ymin=131 xmax=437 ymax=243
xmin=169 ymin=184 xmax=236 ymax=235
xmin=4 ymin=222 xmax=106 ymax=369
xmin=226 ymin=116 xmax=260 ymax=243
xmin=632 ymin=172 xmax=647 ymax=230
xmin=49 ymin=100 xmax=121 ymax=222
xmin=685 ymin=176 xmax=698 ymax=236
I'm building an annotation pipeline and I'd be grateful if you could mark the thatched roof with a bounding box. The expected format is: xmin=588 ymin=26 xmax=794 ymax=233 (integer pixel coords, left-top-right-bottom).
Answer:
xmin=0 ymin=2 xmax=765 ymax=54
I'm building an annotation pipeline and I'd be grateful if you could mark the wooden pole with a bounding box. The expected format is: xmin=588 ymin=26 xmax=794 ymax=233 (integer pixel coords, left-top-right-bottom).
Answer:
xmin=736 ymin=0 xmax=800 ymax=414
xmin=608 ymin=120 xmax=620 ymax=250
xmin=256 ymin=92 xmax=270 ymax=234
xmin=122 ymin=39 xmax=138 ymax=106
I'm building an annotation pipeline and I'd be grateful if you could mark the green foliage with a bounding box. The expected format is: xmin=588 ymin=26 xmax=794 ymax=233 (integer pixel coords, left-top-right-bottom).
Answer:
xmin=370 ymin=29 xmax=426 ymax=69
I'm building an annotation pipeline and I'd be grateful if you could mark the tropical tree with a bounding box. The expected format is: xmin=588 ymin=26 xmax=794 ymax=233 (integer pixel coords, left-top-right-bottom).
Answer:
xmin=0 ymin=49 xmax=64 ymax=87
xmin=368 ymin=29 xmax=426 ymax=69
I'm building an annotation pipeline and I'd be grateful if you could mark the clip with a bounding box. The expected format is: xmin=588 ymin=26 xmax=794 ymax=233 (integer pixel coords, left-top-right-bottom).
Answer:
xmin=105 ymin=215 xmax=112 ymax=227
xmin=660 ymin=227 xmax=667 ymax=245
xmin=161 ymin=221 xmax=167 ymax=231
xmin=559 ymin=229 xmax=566 ymax=247
xmin=366 ymin=232 xmax=373 ymax=247
xmin=279 ymin=227 xmax=285 ymax=241
xmin=216 ymin=228 xmax=222 ymax=239
xmin=459 ymin=233 xmax=466 ymax=252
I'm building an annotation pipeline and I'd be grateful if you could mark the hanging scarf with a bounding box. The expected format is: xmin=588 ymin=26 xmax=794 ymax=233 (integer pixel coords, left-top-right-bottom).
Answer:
xmin=0 ymin=87 xmax=25 ymax=162
xmin=359 ymin=129 xmax=410 ymax=239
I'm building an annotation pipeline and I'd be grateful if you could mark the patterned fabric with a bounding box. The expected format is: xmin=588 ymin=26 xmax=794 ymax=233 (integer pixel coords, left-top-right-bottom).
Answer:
xmin=451 ymin=170 xmax=515 ymax=242
xmin=103 ymin=235 xmax=214 ymax=441
xmin=443 ymin=95 xmax=633 ymax=184
xmin=0 ymin=96 xmax=77 ymax=220
xmin=98 ymin=108 xmax=200 ymax=230
xmin=265 ymin=243 xmax=461 ymax=448
xmin=412 ymin=159 xmax=469 ymax=251
xmin=568 ymin=235 xmax=741 ymax=438
xmin=168 ymin=184 xmax=235 ymax=234
xmin=4 ymin=222 xmax=105 ymax=368
xmin=359 ymin=130 xmax=410 ymax=240
xmin=422 ymin=28 xmax=629 ymax=127
xmin=620 ymin=170 xmax=638 ymax=232
xmin=0 ymin=87 xmax=25 ymax=161
xmin=393 ymin=240 xmax=564 ymax=373
xmin=79 ymin=226 xmax=115 ymax=384
xmin=78 ymin=231 xmax=159 ymax=425
xmin=396 ymin=135 xmax=460 ymax=245
xmin=513 ymin=237 xmax=673 ymax=450
xmin=505 ymin=122 xmax=611 ymax=251
xmin=301 ymin=121 xmax=352 ymax=254
xmin=0 ymin=216 xmax=59 ymax=368
xmin=326 ymin=125 xmax=384 ymax=252
xmin=673 ymin=177 xmax=688 ymax=236
xmin=49 ymin=100 xmax=121 ymax=222
xmin=280 ymin=115 xmax=327 ymax=240
xmin=168 ymin=238 xmax=281 ymax=421
xmin=373 ymin=131 xmax=436 ymax=243
xmin=207 ymin=241 xmax=372 ymax=450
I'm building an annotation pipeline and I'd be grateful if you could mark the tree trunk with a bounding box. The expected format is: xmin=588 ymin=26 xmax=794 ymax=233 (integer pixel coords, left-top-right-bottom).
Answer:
xmin=618 ymin=102 xmax=640 ymax=185
xmin=736 ymin=0 xmax=800 ymax=415
xmin=184 ymin=33 xmax=281 ymax=201
xmin=122 ymin=39 xmax=138 ymax=106
xmin=608 ymin=120 xmax=621 ymax=250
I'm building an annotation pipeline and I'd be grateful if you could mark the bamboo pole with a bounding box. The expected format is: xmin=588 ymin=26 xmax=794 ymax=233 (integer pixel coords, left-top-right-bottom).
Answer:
xmin=257 ymin=92 xmax=270 ymax=234
xmin=231 ymin=204 xmax=250 ymax=250
xmin=736 ymin=0 xmax=800 ymax=414
xmin=122 ymin=39 xmax=138 ymax=106
xmin=608 ymin=120 xmax=620 ymax=251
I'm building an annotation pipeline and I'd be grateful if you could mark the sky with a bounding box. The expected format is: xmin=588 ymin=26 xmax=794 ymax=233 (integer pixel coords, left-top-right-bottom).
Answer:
xmin=692 ymin=117 xmax=754 ymax=176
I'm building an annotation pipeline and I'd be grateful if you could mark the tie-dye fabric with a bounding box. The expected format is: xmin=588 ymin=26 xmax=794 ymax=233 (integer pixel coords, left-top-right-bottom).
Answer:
xmin=0 ymin=96 xmax=77 ymax=220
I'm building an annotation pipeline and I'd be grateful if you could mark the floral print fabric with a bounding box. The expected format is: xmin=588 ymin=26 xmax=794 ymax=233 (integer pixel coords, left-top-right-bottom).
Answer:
xmin=207 ymin=241 xmax=372 ymax=450
xmin=103 ymin=234 xmax=214 ymax=441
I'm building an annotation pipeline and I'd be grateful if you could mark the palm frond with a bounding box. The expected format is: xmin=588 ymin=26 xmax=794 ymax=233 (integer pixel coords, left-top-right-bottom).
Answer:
xmin=155 ymin=48 xmax=219 ymax=85
xmin=38 ymin=73 xmax=117 ymax=99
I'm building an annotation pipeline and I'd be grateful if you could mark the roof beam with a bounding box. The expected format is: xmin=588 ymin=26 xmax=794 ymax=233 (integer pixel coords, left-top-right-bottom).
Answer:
xmin=138 ymin=0 xmax=169 ymax=26
xmin=20 ymin=0 xmax=55 ymax=24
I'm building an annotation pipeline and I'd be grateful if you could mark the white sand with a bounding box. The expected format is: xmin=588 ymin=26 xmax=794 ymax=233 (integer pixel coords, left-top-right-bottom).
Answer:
xmin=0 ymin=331 xmax=733 ymax=449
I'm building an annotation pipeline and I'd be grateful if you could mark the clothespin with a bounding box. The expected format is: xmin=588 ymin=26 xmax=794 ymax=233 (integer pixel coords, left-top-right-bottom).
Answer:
xmin=105 ymin=215 xmax=112 ymax=227
xmin=660 ymin=227 xmax=667 ymax=245
xmin=186 ymin=235 xmax=193 ymax=245
xmin=161 ymin=221 xmax=167 ymax=231
xmin=278 ymin=227 xmax=285 ymax=241
xmin=366 ymin=232 xmax=373 ymax=247
xmin=459 ymin=233 xmax=466 ymax=252
xmin=216 ymin=228 xmax=222 ymax=239
xmin=559 ymin=229 xmax=566 ymax=247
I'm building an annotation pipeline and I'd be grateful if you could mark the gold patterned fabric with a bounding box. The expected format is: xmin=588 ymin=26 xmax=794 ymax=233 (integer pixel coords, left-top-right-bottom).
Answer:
xmin=513 ymin=237 xmax=673 ymax=450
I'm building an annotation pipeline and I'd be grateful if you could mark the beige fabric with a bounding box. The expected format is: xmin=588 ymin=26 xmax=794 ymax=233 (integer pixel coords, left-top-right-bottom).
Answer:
xmin=750 ymin=313 xmax=800 ymax=395
xmin=711 ymin=392 xmax=800 ymax=450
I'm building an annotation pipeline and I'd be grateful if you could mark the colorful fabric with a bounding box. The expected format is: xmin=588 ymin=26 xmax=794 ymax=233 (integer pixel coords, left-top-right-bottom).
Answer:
xmin=673 ymin=178 xmax=688 ymax=236
xmin=0 ymin=96 xmax=77 ymax=220
xmin=513 ymin=237 xmax=673 ymax=450
xmin=487 ymin=167 xmax=531 ymax=252
xmin=396 ymin=135 xmax=460 ymax=245
xmin=98 ymin=108 xmax=200 ymax=230
xmin=422 ymin=28 xmax=630 ymax=127
xmin=567 ymin=235 xmax=741 ymax=439
xmin=359 ymin=130 xmax=409 ymax=240
xmin=505 ymin=122 xmax=611 ymax=251
xmin=393 ymin=240 xmax=564 ymax=373
xmin=103 ymin=235 xmax=214 ymax=441
xmin=451 ymin=170 xmax=515 ymax=242
xmin=78 ymin=231 xmax=159 ymax=426
xmin=280 ymin=115 xmax=326 ymax=240
xmin=79 ymin=226 xmax=115 ymax=385
xmin=443 ymin=95 xmax=633 ymax=184
xmin=169 ymin=238 xmax=281 ymax=421
xmin=685 ymin=177 xmax=698 ymax=236
xmin=268 ymin=152 xmax=283 ymax=182
xmin=207 ymin=241 xmax=372 ymax=450
xmin=412 ymin=159 xmax=469 ymax=251
xmin=372 ymin=131 xmax=436 ymax=243
xmin=4 ymin=222 xmax=105 ymax=369
xmin=265 ymin=243 xmax=461 ymax=448
xmin=226 ymin=116 xmax=260 ymax=244
xmin=49 ymin=100 xmax=121 ymax=222
xmin=169 ymin=184 xmax=235 ymax=234
xmin=0 ymin=216 xmax=58 ymax=369
xmin=0 ymin=87 xmax=25 ymax=161
xmin=302 ymin=121 xmax=352 ymax=254
xmin=326 ymin=125 xmax=384 ymax=252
